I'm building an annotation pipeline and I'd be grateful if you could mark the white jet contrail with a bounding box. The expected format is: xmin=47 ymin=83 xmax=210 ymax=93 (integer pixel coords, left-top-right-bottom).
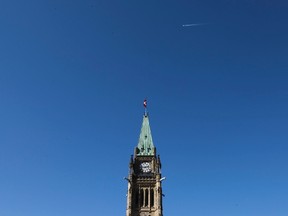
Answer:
xmin=182 ymin=23 xmax=207 ymax=27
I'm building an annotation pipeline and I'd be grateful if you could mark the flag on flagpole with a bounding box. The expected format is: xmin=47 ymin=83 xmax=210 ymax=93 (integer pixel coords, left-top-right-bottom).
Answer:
xmin=143 ymin=99 xmax=147 ymax=108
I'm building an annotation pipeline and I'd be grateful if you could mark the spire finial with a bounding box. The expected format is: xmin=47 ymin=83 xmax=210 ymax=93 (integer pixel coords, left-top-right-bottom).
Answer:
xmin=143 ymin=99 xmax=147 ymax=116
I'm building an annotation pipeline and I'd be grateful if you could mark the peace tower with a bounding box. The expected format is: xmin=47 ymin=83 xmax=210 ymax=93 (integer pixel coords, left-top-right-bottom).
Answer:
xmin=125 ymin=104 xmax=164 ymax=216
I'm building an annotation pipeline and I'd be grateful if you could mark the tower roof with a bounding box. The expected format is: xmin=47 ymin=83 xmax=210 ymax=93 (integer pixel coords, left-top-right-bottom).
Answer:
xmin=136 ymin=114 xmax=155 ymax=156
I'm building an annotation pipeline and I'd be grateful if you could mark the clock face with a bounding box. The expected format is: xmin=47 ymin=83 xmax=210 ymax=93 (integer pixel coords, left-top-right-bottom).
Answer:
xmin=140 ymin=162 xmax=151 ymax=173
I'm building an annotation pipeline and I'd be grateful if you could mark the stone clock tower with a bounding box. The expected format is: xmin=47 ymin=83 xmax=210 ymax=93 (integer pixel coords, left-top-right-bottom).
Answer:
xmin=125 ymin=111 xmax=164 ymax=216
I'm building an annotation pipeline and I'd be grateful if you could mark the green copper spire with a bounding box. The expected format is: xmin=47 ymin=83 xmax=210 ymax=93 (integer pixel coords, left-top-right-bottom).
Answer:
xmin=136 ymin=114 xmax=155 ymax=156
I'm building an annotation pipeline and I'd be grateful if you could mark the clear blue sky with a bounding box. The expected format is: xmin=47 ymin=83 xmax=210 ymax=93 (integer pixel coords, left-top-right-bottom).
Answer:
xmin=0 ymin=0 xmax=288 ymax=215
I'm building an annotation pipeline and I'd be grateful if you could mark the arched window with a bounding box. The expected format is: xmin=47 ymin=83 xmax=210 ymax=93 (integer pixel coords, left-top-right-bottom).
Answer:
xmin=150 ymin=189 xmax=154 ymax=207
xmin=145 ymin=189 xmax=149 ymax=207
xmin=140 ymin=189 xmax=144 ymax=207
